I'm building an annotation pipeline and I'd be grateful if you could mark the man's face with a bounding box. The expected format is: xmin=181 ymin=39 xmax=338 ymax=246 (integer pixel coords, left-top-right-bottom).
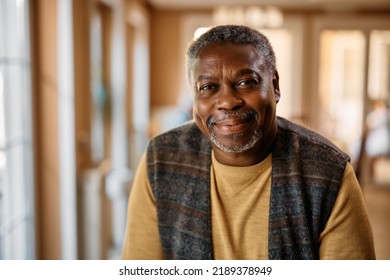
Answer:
xmin=192 ymin=42 xmax=280 ymax=159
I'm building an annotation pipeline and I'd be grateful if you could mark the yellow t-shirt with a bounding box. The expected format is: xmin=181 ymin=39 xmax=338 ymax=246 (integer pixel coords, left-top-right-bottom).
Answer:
xmin=122 ymin=151 xmax=375 ymax=260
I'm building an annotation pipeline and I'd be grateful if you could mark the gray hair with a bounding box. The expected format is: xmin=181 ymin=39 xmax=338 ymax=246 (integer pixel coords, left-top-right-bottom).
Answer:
xmin=185 ymin=25 xmax=277 ymax=85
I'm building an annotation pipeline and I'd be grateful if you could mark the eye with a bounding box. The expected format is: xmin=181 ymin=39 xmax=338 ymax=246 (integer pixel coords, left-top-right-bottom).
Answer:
xmin=236 ymin=79 xmax=259 ymax=90
xmin=198 ymin=84 xmax=219 ymax=95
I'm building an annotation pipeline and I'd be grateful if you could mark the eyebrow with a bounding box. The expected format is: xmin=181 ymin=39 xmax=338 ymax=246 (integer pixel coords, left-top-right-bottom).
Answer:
xmin=194 ymin=67 xmax=263 ymax=85
xmin=195 ymin=75 xmax=217 ymax=83
xmin=236 ymin=68 xmax=257 ymax=77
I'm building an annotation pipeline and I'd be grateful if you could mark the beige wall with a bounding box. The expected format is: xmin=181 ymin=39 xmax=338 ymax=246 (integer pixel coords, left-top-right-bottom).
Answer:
xmin=150 ymin=10 xmax=183 ymax=107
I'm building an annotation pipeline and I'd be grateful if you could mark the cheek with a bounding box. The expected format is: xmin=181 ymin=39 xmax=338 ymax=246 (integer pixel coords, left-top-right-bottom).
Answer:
xmin=193 ymin=99 xmax=212 ymax=122
xmin=193 ymin=100 xmax=213 ymax=134
xmin=248 ymin=93 xmax=276 ymax=120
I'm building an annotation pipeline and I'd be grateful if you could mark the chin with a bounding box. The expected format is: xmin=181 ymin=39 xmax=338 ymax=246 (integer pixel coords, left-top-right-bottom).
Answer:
xmin=210 ymin=129 xmax=262 ymax=154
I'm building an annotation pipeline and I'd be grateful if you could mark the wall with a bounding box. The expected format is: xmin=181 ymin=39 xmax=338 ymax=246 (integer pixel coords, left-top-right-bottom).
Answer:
xmin=149 ymin=10 xmax=183 ymax=107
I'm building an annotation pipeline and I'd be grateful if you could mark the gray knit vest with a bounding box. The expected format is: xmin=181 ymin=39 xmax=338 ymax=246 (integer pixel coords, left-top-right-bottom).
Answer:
xmin=147 ymin=117 xmax=349 ymax=259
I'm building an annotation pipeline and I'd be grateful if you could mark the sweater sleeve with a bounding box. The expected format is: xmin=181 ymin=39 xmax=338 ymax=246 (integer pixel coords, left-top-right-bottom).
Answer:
xmin=121 ymin=153 xmax=164 ymax=259
xmin=319 ymin=162 xmax=376 ymax=259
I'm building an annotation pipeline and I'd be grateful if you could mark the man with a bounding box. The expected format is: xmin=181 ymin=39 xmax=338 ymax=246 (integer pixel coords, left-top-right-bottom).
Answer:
xmin=122 ymin=25 xmax=375 ymax=260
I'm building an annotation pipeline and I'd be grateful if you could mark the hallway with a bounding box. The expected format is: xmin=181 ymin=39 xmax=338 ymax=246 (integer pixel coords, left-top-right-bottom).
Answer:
xmin=1 ymin=0 xmax=389 ymax=260
xmin=361 ymin=157 xmax=390 ymax=259
xmin=364 ymin=184 xmax=390 ymax=260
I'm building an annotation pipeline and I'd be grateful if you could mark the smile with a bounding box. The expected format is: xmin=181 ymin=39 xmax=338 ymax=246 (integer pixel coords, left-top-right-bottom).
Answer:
xmin=214 ymin=116 xmax=254 ymax=135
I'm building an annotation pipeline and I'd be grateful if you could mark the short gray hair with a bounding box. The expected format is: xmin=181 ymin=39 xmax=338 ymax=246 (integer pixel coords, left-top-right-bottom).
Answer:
xmin=185 ymin=25 xmax=277 ymax=85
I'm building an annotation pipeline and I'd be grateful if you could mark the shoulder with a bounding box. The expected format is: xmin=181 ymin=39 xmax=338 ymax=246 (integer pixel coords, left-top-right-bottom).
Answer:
xmin=148 ymin=121 xmax=211 ymax=153
xmin=275 ymin=117 xmax=350 ymax=164
xmin=149 ymin=121 xmax=199 ymax=143
xmin=147 ymin=121 xmax=212 ymax=165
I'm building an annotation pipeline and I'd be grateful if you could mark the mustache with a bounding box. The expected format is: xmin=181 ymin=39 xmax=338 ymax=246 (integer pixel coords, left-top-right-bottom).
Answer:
xmin=207 ymin=109 xmax=258 ymax=127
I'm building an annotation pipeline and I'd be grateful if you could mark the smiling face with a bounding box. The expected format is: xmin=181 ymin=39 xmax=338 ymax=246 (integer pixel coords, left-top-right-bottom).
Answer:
xmin=192 ymin=42 xmax=280 ymax=166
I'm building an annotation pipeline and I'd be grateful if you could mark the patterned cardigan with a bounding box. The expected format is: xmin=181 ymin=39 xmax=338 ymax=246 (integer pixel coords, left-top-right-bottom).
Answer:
xmin=147 ymin=117 xmax=349 ymax=259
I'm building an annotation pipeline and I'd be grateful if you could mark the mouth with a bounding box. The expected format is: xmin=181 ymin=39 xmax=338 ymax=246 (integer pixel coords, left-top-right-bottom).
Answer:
xmin=214 ymin=117 xmax=253 ymax=134
xmin=206 ymin=111 xmax=262 ymax=153
xmin=208 ymin=111 xmax=257 ymax=136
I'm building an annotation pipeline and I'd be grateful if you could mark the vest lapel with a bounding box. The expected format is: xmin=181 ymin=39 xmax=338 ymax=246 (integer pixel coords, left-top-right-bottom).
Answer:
xmin=268 ymin=118 xmax=349 ymax=259
xmin=147 ymin=122 xmax=213 ymax=259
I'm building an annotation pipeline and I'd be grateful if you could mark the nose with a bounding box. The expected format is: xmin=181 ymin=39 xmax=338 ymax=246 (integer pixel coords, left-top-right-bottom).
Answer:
xmin=216 ymin=86 xmax=244 ymax=111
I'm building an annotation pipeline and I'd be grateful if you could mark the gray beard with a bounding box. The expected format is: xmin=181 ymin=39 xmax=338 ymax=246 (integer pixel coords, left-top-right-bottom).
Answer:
xmin=208 ymin=128 xmax=262 ymax=153
xmin=206 ymin=109 xmax=261 ymax=153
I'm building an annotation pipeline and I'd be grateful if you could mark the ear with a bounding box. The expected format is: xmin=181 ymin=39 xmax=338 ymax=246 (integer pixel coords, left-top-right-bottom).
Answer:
xmin=272 ymin=71 xmax=281 ymax=104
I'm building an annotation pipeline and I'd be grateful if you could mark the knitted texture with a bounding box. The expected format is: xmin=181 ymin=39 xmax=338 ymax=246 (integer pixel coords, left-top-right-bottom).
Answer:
xmin=269 ymin=119 xmax=349 ymax=259
xmin=147 ymin=117 xmax=349 ymax=259
xmin=147 ymin=122 xmax=213 ymax=259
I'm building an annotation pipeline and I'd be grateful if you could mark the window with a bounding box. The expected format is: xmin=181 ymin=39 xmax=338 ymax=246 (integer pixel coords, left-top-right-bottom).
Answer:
xmin=318 ymin=30 xmax=366 ymax=154
xmin=368 ymin=30 xmax=390 ymax=101
xmin=0 ymin=0 xmax=35 ymax=259
xmin=316 ymin=22 xmax=390 ymax=160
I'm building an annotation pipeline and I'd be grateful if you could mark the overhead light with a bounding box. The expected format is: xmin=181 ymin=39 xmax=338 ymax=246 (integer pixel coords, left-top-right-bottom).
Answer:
xmin=213 ymin=6 xmax=284 ymax=29
xmin=266 ymin=6 xmax=284 ymax=28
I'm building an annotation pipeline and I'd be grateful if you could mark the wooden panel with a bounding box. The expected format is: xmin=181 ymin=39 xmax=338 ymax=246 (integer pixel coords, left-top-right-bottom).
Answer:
xmin=73 ymin=0 xmax=92 ymax=171
xmin=31 ymin=0 xmax=61 ymax=259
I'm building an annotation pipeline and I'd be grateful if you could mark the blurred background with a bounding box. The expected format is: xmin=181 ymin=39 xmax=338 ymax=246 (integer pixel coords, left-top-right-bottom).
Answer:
xmin=0 ymin=0 xmax=390 ymax=260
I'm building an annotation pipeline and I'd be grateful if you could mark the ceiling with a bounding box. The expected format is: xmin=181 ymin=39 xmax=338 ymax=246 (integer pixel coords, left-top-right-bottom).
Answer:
xmin=147 ymin=0 xmax=390 ymax=11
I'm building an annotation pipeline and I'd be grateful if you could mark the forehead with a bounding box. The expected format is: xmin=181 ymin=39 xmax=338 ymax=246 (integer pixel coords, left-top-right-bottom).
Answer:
xmin=194 ymin=42 xmax=264 ymax=77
